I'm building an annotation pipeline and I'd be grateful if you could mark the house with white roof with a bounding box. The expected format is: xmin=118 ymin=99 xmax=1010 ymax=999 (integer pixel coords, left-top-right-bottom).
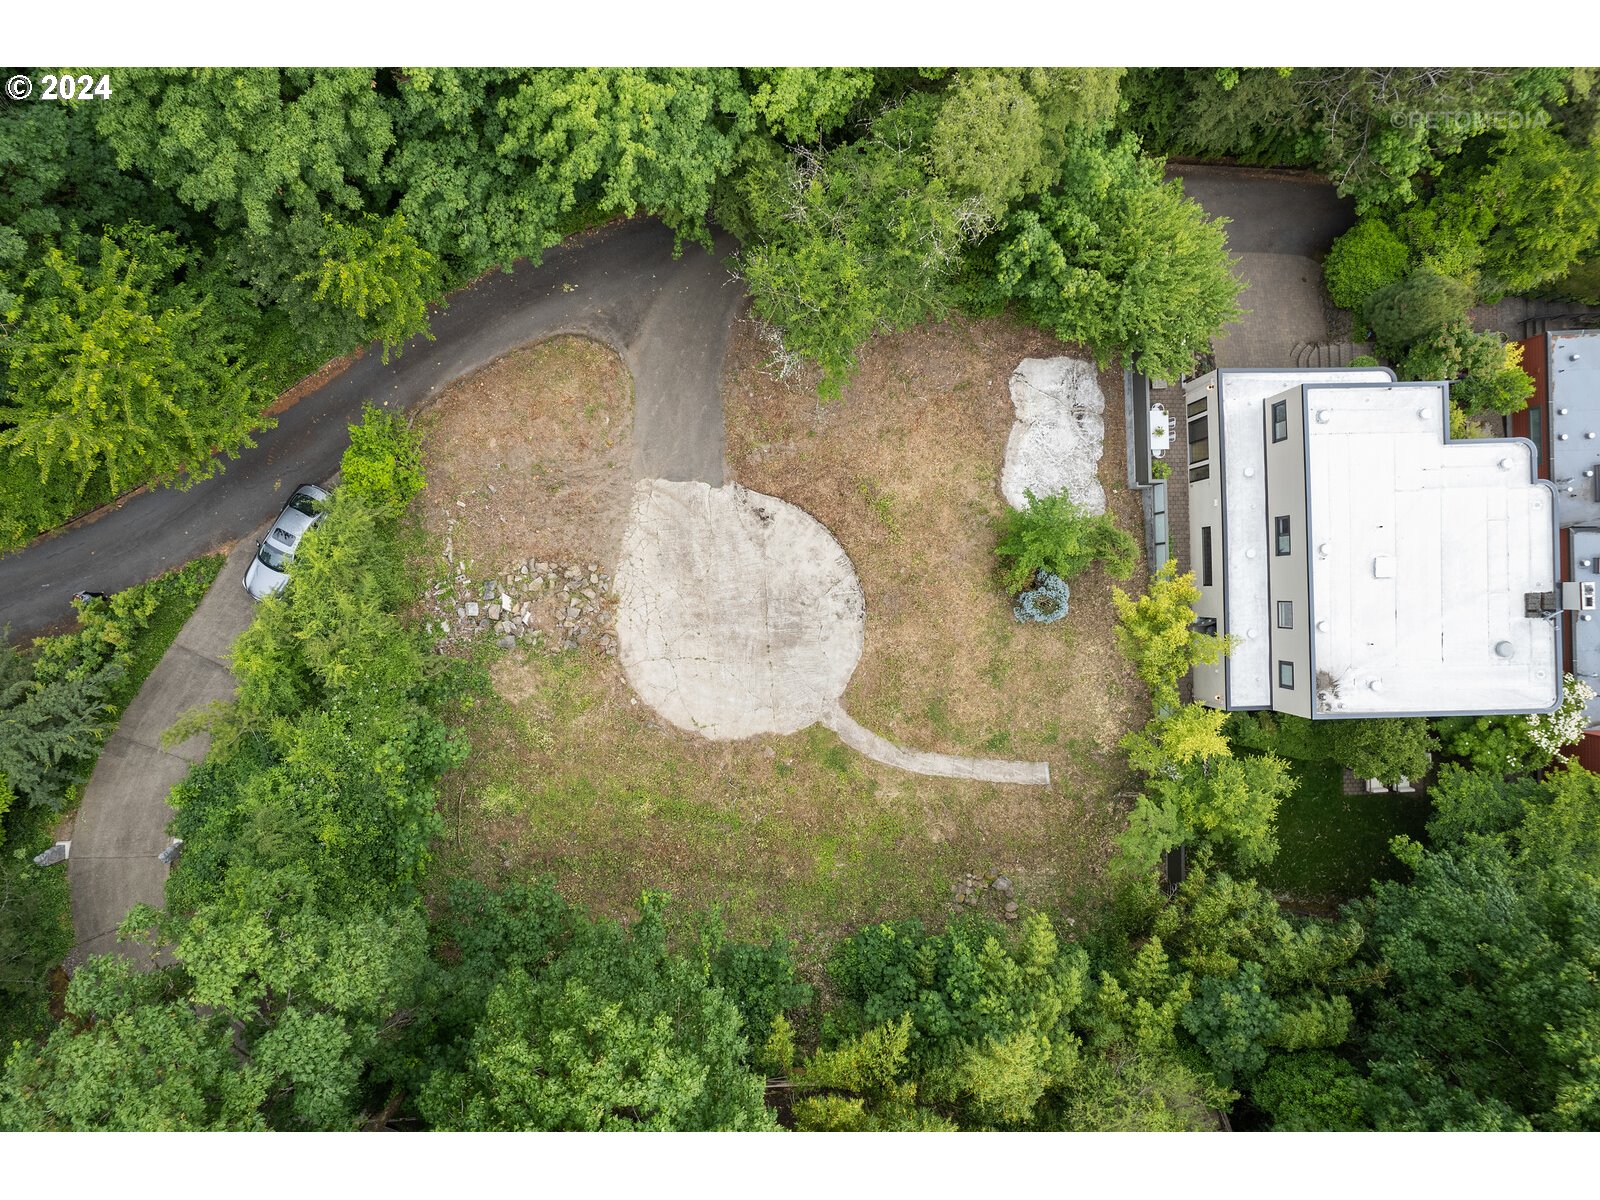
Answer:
xmin=1183 ymin=367 xmax=1563 ymax=719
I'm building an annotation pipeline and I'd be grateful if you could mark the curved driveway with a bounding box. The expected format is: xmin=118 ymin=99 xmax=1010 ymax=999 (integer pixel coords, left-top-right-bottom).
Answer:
xmin=0 ymin=219 xmax=745 ymax=641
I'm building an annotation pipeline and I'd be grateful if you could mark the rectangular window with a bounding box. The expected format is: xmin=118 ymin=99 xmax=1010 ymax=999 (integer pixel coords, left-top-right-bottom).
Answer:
xmin=1526 ymin=403 xmax=1542 ymax=457
xmin=1271 ymin=399 xmax=1289 ymax=443
xmin=1278 ymin=660 xmax=1295 ymax=690
xmin=1277 ymin=600 xmax=1293 ymax=629
xmin=1188 ymin=415 xmax=1209 ymax=464
xmin=1201 ymin=526 xmax=1214 ymax=588
xmin=1274 ymin=515 xmax=1291 ymax=556
xmin=1187 ymin=397 xmax=1209 ymax=418
xmin=1189 ymin=463 xmax=1211 ymax=483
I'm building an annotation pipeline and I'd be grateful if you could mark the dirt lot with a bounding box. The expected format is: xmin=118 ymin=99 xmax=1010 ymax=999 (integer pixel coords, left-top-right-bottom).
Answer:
xmin=725 ymin=310 xmax=1150 ymax=786
xmin=417 ymin=337 xmax=635 ymax=574
xmin=426 ymin=317 xmax=1150 ymax=968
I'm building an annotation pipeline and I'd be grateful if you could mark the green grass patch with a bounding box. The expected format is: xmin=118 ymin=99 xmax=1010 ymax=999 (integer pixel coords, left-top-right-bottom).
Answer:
xmin=1255 ymin=757 xmax=1430 ymax=905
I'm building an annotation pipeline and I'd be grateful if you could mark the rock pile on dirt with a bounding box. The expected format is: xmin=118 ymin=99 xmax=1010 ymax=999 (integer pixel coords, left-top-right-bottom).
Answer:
xmin=421 ymin=558 xmax=618 ymax=656
xmin=950 ymin=870 xmax=1021 ymax=920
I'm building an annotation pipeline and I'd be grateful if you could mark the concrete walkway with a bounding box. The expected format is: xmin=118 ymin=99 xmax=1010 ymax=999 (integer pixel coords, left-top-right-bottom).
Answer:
xmin=822 ymin=705 xmax=1051 ymax=786
xmin=64 ymin=537 xmax=257 ymax=970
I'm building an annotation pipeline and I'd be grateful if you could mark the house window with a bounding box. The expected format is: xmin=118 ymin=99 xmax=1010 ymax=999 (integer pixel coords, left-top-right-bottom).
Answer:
xmin=1201 ymin=526 xmax=1214 ymax=588
xmin=1274 ymin=515 xmax=1291 ymax=556
xmin=1526 ymin=403 xmax=1543 ymax=457
xmin=1189 ymin=463 xmax=1210 ymax=483
xmin=1188 ymin=415 xmax=1209 ymax=464
xmin=1277 ymin=600 xmax=1293 ymax=628
xmin=1187 ymin=397 xmax=1209 ymax=418
xmin=1271 ymin=399 xmax=1288 ymax=443
xmin=1278 ymin=660 xmax=1295 ymax=690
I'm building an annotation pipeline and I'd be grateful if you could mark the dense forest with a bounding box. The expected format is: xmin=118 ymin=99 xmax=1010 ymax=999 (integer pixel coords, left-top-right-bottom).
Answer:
xmin=3 ymin=67 xmax=1600 ymax=1131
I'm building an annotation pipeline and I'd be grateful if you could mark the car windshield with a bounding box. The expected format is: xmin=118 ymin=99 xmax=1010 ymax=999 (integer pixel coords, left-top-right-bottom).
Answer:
xmin=288 ymin=491 xmax=321 ymax=518
xmin=256 ymin=541 xmax=291 ymax=572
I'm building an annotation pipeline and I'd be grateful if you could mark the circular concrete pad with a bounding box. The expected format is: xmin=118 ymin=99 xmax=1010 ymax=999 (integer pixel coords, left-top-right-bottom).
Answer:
xmin=615 ymin=480 xmax=865 ymax=739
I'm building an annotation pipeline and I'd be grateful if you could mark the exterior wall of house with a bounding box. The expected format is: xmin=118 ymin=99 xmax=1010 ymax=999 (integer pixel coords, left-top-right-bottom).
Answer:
xmin=1263 ymin=386 xmax=1313 ymax=719
xmin=1512 ymin=333 xmax=1549 ymax=476
xmin=1185 ymin=375 xmax=1227 ymax=707
xmin=1576 ymin=730 xmax=1600 ymax=774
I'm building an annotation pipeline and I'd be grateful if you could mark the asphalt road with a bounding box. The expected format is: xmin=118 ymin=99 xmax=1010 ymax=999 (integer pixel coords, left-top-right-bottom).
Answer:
xmin=0 ymin=218 xmax=745 ymax=641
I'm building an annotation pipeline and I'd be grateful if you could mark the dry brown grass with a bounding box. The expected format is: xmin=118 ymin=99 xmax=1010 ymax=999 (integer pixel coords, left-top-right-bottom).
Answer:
xmin=725 ymin=309 xmax=1151 ymax=791
xmin=427 ymin=316 xmax=1151 ymax=966
xmin=417 ymin=337 xmax=635 ymax=575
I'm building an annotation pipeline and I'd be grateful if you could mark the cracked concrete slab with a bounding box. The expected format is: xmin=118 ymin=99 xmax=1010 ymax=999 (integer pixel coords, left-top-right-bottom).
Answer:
xmin=616 ymin=479 xmax=864 ymax=738
xmin=615 ymin=479 xmax=1049 ymax=785
xmin=1001 ymin=357 xmax=1107 ymax=514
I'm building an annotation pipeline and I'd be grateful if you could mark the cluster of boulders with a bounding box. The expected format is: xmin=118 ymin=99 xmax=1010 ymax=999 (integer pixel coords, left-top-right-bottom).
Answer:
xmin=950 ymin=871 xmax=1020 ymax=920
xmin=421 ymin=557 xmax=618 ymax=656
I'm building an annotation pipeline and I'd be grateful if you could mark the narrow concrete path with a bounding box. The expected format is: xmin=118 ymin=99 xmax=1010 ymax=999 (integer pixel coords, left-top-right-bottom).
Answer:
xmin=64 ymin=536 xmax=257 ymax=970
xmin=823 ymin=705 xmax=1051 ymax=786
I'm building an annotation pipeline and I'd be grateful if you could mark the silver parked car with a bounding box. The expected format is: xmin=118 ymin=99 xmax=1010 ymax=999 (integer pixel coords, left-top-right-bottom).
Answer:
xmin=243 ymin=483 xmax=331 ymax=600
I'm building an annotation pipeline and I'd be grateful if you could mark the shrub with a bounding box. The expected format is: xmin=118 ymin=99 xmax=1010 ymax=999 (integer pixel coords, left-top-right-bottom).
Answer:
xmin=1400 ymin=322 xmax=1533 ymax=416
xmin=1227 ymin=711 xmax=1436 ymax=788
xmin=1251 ymin=1051 xmax=1368 ymax=1130
xmin=1348 ymin=354 xmax=1379 ymax=368
xmin=1363 ymin=270 xmax=1474 ymax=359
xmin=1013 ymin=573 xmax=1071 ymax=623
xmin=994 ymin=490 xmax=1137 ymax=594
xmin=1527 ymin=673 xmax=1596 ymax=757
xmin=970 ymin=133 xmax=1243 ymax=381
xmin=1112 ymin=560 xmax=1229 ymax=711
xmin=340 ymin=403 xmax=426 ymax=519
xmin=1323 ymin=219 xmax=1409 ymax=313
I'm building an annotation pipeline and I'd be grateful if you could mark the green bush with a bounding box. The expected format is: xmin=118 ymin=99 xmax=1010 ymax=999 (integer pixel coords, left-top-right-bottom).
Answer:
xmin=971 ymin=134 xmax=1243 ymax=381
xmin=994 ymin=489 xmax=1137 ymax=594
xmin=1251 ymin=1051 xmax=1368 ymax=1130
xmin=1399 ymin=322 xmax=1533 ymax=416
xmin=1363 ymin=270 xmax=1474 ymax=358
xmin=1539 ymin=256 xmax=1600 ymax=305
xmin=1323 ymin=219 xmax=1410 ymax=313
xmin=1348 ymin=354 xmax=1380 ymax=368
xmin=340 ymin=403 xmax=426 ymax=519
xmin=1226 ymin=711 xmax=1435 ymax=788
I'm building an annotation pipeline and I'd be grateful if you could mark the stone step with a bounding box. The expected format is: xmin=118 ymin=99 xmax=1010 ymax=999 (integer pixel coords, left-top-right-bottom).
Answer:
xmin=1292 ymin=340 xmax=1367 ymax=370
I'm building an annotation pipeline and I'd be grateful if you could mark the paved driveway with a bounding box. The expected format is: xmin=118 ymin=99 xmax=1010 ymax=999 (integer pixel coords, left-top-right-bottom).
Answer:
xmin=0 ymin=219 xmax=745 ymax=642
xmin=1168 ymin=163 xmax=1357 ymax=368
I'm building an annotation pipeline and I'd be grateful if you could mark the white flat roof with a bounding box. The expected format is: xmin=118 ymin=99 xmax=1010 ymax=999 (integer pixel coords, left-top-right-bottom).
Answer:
xmin=1302 ymin=382 xmax=1559 ymax=716
xmin=1214 ymin=368 xmax=1392 ymax=707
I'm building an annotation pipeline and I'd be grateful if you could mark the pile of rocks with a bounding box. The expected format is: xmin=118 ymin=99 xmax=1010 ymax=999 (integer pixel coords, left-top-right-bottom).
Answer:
xmin=421 ymin=558 xmax=618 ymax=656
xmin=950 ymin=871 xmax=1020 ymax=921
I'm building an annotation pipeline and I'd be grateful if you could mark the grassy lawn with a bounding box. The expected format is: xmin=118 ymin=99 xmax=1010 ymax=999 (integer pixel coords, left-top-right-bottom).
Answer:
xmin=0 ymin=554 xmax=223 ymax=1049
xmin=1256 ymin=757 xmax=1430 ymax=907
xmin=428 ymin=316 xmax=1152 ymax=973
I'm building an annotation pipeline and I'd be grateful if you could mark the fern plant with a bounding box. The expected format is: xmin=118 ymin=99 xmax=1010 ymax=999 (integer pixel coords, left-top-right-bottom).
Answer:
xmin=994 ymin=489 xmax=1137 ymax=594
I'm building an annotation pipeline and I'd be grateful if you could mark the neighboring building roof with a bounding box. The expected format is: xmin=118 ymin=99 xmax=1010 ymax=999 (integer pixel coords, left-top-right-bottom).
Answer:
xmin=1300 ymin=381 xmax=1560 ymax=717
xmin=1568 ymin=528 xmax=1600 ymax=727
xmin=1211 ymin=367 xmax=1392 ymax=707
xmin=1546 ymin=329 xmax=1600 ymax=527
